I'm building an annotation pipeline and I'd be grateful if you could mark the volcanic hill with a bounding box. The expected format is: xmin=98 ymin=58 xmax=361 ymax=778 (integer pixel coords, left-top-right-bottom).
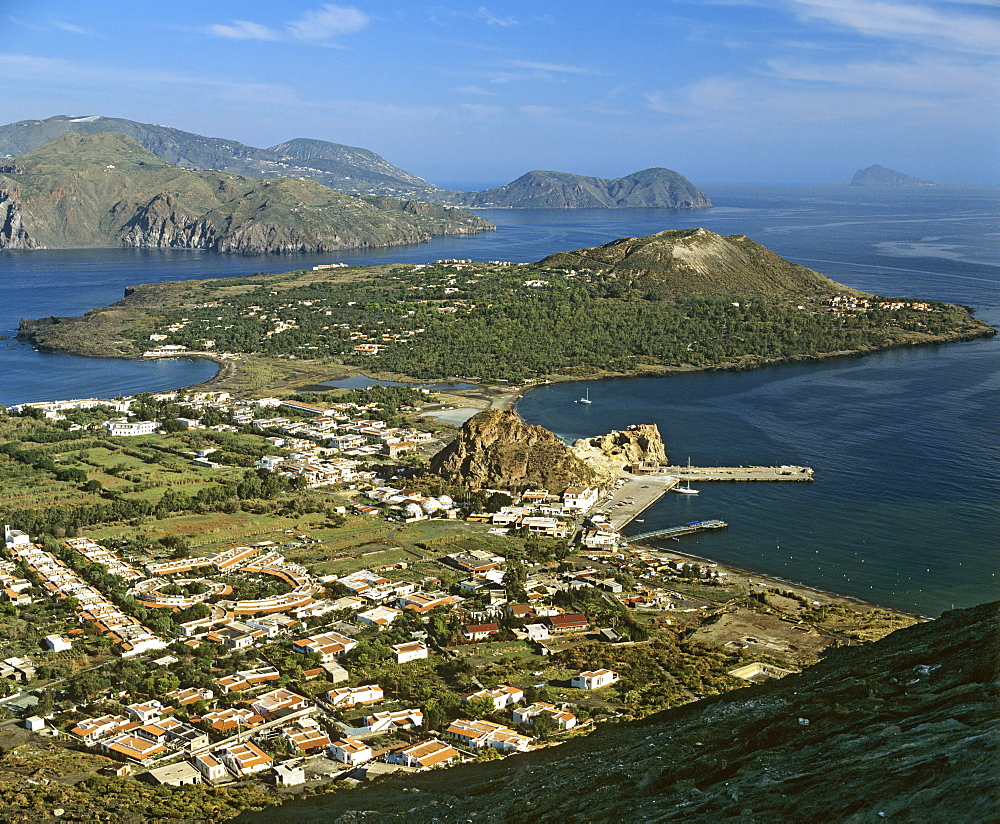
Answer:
xmin=538 ymin=227 xmax=849 ymax=297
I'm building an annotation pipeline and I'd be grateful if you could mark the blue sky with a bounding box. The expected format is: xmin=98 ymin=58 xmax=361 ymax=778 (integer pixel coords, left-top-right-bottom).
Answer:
xmin=3 ymin=1 xmax=998 ymax=186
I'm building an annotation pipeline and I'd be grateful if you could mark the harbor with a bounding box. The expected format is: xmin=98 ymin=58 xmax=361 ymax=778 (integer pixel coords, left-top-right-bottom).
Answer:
xmin=598 ymin=464 xmax=814 ymax=533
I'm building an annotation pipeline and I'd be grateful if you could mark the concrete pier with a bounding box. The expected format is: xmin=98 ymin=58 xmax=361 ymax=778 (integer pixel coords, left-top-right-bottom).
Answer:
xmin=666 ymin=465 xmax=814 ymax=482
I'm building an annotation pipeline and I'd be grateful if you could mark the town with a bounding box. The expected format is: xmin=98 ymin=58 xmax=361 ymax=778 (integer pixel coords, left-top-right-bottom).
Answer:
xmin=0 ymin=386 xmax=912 ymax=800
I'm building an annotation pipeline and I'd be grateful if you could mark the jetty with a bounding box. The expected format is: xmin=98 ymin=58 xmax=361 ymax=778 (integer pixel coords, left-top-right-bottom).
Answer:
xmin=664 ymin=465 xmax=814 ymax=482
xmin=626 ymin=520 xmax=728 ymax=544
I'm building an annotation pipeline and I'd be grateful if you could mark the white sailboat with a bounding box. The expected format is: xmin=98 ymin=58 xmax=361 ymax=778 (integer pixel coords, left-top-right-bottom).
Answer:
xmin=673 ymin=457 xmax=699 ymax=494
xmin=577 ymin=388 xmax=592 ymax=404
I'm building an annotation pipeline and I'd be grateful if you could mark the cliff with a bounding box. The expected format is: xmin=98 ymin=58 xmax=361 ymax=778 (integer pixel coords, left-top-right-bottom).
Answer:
xmin=455 ymin=168 xmax=711 ymax=209
xmin=571 ymin=423 xmax=667 ymax=484
xmin=238 ymin=600 xmax=1000 ymax=823
xmin=0 ymin=133 xmax=493 ymax=254
xmin=539 ymin=227 xmax=849 ymax=297
xmin=429 ymin=409 xmax=597 ymax=491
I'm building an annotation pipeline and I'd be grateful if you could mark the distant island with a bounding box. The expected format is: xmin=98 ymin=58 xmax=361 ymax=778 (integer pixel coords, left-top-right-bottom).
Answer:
xmin=851 ymin=164 xmax=934 ymax=186
xmin=450 ymin=168 xmax=711 ymax=209
xmin=0 ymin=115 xmax=710 ymax=209
xmin=18 ymin=227 xmax=992 ymax=386
xmin=0 ymin=133 xmax=493 ymax=255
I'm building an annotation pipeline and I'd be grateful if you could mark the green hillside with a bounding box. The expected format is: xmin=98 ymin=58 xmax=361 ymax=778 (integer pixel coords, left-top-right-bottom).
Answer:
xmin=0 ymin=132 xmax=493 ymax=253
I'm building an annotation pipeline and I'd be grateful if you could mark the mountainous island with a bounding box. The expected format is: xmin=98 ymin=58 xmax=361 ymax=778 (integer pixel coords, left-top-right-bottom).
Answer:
xmin=453 ymin=168 xmax=711 ymax=209
xmin=850 ymin=164 xmax=933 ymax=186
xmin=0 ymin=133 xmax=492 ymax=254
xmin=18 ymin=227 xmax=992 ymax=390
xmin=0 ymin=116 xmax=711 ymax=209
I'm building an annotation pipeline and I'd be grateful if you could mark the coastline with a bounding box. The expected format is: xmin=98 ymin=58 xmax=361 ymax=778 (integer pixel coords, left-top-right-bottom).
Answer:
xmin=636 ymin=541 xmax=926 ymax=620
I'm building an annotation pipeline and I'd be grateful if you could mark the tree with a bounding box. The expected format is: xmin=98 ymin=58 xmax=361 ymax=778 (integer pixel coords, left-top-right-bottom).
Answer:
xmin=465 ymin=696 xmax=496 ymax=720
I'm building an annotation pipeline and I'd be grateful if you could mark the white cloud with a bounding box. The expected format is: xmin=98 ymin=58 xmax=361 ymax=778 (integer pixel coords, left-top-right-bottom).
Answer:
xmin=478 ymin=7 xmax=520 ymax=27
xmin=507 ymin=59 xmax=596 ymax=75
xmin=207 ymin=20 xmax=281 ymax=41
xmin=286 ymin=5 xmax=370 ymax=41
xmin=51 ymin=20 xmax=92 ymax=36
xmin=456 ymin=85 xmax=493 ymax=95
xmin=206 ymin=5 xmax=369 ymax=44
xmin=787 ymin=0 xmax=1000 ymax=54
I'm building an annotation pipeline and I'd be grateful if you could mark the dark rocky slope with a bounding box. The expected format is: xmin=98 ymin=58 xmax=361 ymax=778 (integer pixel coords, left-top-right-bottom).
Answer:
xmin=239 ymin=600 xmax=999 ymax=823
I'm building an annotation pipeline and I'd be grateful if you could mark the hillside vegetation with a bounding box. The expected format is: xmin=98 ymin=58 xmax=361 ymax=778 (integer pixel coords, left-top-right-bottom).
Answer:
xmin=18 ymin=228 xmax=991 ymax=383
xmin=0 ymin=133 xmax=492 ymax=254
xmin=237 ymin=600 xmax=1000 ymax=823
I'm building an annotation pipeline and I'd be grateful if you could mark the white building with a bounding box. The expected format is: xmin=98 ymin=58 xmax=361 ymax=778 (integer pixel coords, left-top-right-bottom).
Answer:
xmin=390 ymin=641 xmax=429 ymax=664
xmin=103 ymin=419 xmax=158 ymax=437
xmin=562 ymin=486 xmax=599 ymax=511
xmin=571 ymin=669 xmax=619 ymax=690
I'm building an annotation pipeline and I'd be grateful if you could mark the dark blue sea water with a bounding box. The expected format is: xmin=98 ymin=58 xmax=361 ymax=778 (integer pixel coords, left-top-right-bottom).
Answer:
xmin=1 ymin=185 xmax=996 ymax=615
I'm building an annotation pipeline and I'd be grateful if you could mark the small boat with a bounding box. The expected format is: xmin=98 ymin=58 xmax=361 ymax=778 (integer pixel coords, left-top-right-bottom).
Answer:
xmin=672 ymin=457 xmax=699 ymax=494
xmin=577 ymin=388 xmax=592 ymax=404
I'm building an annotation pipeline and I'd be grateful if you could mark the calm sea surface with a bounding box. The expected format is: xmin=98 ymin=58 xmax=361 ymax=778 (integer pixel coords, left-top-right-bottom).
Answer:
xmin=1 ymin=185 xmax=997 ymax=615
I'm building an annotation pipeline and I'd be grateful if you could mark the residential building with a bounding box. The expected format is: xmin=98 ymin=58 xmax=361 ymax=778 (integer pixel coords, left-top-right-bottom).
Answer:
xmin=463 ymin=623 xmax=499 ymax=641
xmin=387 ymin=739 xmax=460 ymax=770
xmin=464 ymin=685 xmax=524 ymax=712
xmin=571 ymin=669 xmax=619 ymax=690
xmin=563 ymin=487 xmax=599 ymax=511
xmin=216 ymin=741 xmax=273 ymax=776
xmin=390 ymin=641 xmax=429 ymax=664
xmin=191 ymin=752 xmax=227 ymax=782
xmin=445 ymin=719 xmax=532 ymax=753
xmin=326 ymin=684 xmax=383 ymax=707
xmin=546 ymin=613 xmax=590 ymax=634
xmin=512 ymin=702 xmax=577 ymax=730
xmin=328 ymin=736 xmax=373 ymax=766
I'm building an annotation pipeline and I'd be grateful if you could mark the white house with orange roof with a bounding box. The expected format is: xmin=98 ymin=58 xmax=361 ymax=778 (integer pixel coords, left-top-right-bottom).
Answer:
xmin=387 ymin=739 xmax=460 ymax=770
xmin=512 ymin=702 xmax=577 ymax=730
xmin=328 ymin=736 xmax=373 ymax=766
xmin=562 ymin=486 xmax=599 ymax=511
xmin=463 ymin=684 xmax=524 ymax=712
xmin=216 ymin=741 xmax=272 ymax=776
xmin=325 ymin=684 xmax=383 ymax=707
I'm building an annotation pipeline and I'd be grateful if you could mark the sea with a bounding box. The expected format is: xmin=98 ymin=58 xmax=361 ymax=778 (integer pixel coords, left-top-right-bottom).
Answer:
xmin=0 ymin=184 xmax=997 ymax=617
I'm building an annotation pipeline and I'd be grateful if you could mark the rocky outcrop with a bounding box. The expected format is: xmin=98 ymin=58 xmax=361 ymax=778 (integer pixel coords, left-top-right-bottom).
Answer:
xmin=571 ymin=423 xmax=667 ymax=483
xmin=430 ymin=409 xmax=597 ymax=491
xmin=0 ymin=189 xmax=38 ymax=249
xmin=242 ymin=600 xmax=1000 ymax=823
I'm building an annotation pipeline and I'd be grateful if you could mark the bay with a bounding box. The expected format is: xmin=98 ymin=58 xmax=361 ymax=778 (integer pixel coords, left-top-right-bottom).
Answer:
xmin=0 ymin=185 xmax=997 ymax=615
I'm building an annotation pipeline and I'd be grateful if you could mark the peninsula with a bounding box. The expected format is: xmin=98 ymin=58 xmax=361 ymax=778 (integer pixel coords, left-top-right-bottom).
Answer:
xmin=17 ymin=228 xmax=993 ymax=393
